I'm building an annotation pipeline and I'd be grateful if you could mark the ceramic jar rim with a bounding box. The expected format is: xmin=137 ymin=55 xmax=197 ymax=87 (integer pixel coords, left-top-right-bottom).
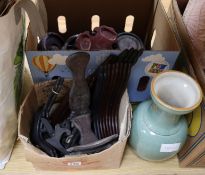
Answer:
xmin=151 ymin=70 xmax=203 ymax=112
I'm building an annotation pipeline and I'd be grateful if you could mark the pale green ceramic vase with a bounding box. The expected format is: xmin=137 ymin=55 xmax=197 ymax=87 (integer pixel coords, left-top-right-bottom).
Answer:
xmin=130 ymin=71 xmax=202 ymax=161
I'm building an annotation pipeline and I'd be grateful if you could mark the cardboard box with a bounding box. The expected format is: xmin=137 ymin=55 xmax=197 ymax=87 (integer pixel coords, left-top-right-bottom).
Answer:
xmin=168 ymin=0 xmax=205 ymax=94
xmin=18 ymin=80 xmax=131 ymax=170
xmin=168 ymin=0 xmax=205 ymax=167
xmin=25 ymin=0 xmax=180 ymax=102
xmin=19 ymin=0 xmax=180 ymax=171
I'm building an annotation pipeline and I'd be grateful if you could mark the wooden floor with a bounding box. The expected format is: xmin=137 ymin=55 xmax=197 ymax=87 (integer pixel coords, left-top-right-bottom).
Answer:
xmin=1 ymin=0 xmax=205 ymax=174
xmin=1 ymin=140 xmax=205 ymax=175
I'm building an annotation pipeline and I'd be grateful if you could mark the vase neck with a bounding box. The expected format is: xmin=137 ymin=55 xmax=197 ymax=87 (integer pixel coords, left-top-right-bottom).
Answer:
xmin=145 ymin=102 xmax=182 ymax=135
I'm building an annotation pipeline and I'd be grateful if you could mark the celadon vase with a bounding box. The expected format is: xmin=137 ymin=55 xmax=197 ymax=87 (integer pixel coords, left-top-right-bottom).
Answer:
xmin=130 ymin=71 xmax=202 ymax=161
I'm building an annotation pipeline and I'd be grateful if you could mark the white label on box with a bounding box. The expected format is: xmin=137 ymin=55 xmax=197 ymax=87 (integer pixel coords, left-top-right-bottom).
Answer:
xmin=67 ymin=161 xmax=82 ymax=166
xmin=160 ymin=143 xmax=181 ymax=152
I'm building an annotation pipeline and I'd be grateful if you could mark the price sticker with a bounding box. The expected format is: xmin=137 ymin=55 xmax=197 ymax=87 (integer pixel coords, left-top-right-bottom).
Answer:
xmin=67 ymin=161 xmax=82 ymax=166
xmin=160 ymin=143 xmax=181 ymax=152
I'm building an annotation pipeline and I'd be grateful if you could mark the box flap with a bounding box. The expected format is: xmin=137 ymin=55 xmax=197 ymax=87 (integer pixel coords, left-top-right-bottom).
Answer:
xmin=169 ymin=0 xmax=205 ymax=94
xmin=146 ymin=0 xmax=180 ymax=51
xmin=18 ymin=86 xmax=38 ymax=139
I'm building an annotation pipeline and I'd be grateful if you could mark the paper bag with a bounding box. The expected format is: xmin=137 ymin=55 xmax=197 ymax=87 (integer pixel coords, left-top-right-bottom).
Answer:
xmin=0 ymin=0 xmax=45 ymax=169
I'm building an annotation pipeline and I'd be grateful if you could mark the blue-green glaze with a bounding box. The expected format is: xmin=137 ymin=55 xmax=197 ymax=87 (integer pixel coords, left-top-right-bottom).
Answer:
xmin=129 ymin=100 xmax=187 ymax=161
xmin=151 ymin=92 xmax=193 ymax=116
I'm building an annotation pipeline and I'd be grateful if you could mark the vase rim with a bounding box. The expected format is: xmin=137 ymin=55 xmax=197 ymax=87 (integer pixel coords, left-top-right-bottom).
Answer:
xmin=151 ymin=70 xmax=203 ymax=112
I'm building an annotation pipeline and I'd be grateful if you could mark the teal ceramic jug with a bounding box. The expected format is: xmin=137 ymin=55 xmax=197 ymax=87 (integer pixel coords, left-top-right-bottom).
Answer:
xmin=130 ymin=71 xmax=202 ymax=161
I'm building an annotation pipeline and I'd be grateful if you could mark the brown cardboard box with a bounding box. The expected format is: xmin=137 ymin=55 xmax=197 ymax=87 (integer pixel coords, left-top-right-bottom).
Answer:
xmin=18 ymin=80 xmax=132 ymax=170
xmin=26 ymin=0 xmax=179 ymax=52
xmin=25 ymin=0 xmax=180 ymax=101
xmin=19 ymin=0 xmax=180 ymax=171
xmin=168 ymin=0 xmax=205 ymax=93
xmin=168 ymin=0 xmax=205 ymax=167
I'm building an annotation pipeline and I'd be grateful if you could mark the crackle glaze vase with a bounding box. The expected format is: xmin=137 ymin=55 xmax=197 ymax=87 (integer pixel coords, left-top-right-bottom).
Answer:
xmin=130 ymin=71 xmax=202 ymax=161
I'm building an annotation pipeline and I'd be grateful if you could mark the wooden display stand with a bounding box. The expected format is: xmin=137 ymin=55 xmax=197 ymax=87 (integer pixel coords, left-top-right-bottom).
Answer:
xmin=1 ymin=0 xmax=205 ymax=174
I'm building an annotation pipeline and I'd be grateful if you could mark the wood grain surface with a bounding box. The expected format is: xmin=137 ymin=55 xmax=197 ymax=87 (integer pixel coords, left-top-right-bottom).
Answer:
xmin=1 ymin=0 xmax=205 ymax=174
xmin=2 ymin=140 xmax=205 ymax=175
